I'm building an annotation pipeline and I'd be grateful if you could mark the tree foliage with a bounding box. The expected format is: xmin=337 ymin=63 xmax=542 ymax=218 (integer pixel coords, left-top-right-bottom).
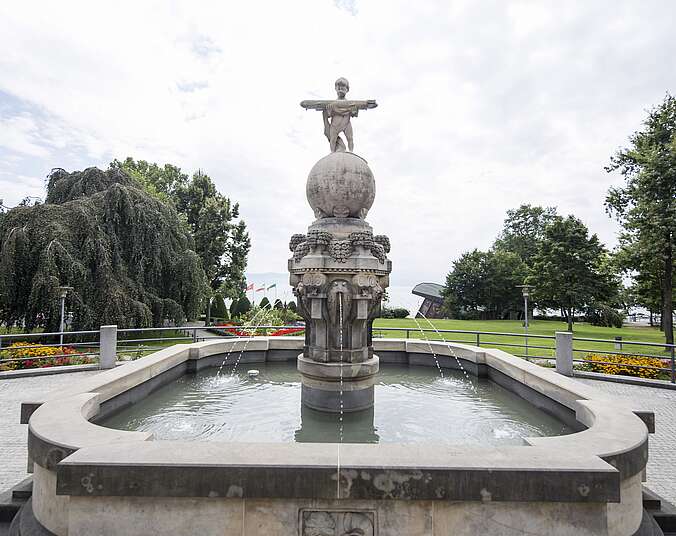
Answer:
xmin=0 ymin=167 xmax=210 ymax=330
xmin=380 ymin=306 xmax=410 ymax=319
xmin=606 ymin=94 xmax=676 ymax=345
xmin=230 ymin=295 xmax=252 ymax=319
xmin=442 ymin=249 xmax=527 ymax=319
xmin=494 ymin=204 xmax=558 ymax=267
xmin=529 ymin=216 xmax=619 ymax=331
xmin=112 ymin=158 xmax=251 ymax=298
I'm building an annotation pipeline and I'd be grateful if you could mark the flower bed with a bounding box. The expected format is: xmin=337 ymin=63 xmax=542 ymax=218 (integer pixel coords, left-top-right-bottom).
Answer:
xmin=0 ymin=342 xmax=94 ymax=371
xmin=580 ymin=353 xmax=668 ymax=380
xmin=215 ymin=324 xmax=304 ymax=337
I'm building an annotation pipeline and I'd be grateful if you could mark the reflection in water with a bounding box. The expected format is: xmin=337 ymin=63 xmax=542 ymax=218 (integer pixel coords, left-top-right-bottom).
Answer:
xmin=295 ymin=405 xmax=379 ymax=443
xmin=101 ymin=363 xmax=572 ymax=445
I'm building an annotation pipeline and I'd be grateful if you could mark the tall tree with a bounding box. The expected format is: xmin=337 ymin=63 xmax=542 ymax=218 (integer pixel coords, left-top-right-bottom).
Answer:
xmin=0 ymin=167 xmax=209 ymax=330
xmin=606 ymin=94 xmax=676 ymax=346
xmin=442 ymin=249 xmax=527 ymax=319
xmin=493 ymin=204 xmax=558 ymax=266
xmin=112 ymin=158 xmax=251 ymax=298
xmin=530 ymin=216 xmax=618 ymax=331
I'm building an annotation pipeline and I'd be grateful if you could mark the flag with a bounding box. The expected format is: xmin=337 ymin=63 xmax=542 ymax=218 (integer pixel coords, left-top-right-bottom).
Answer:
xmin=256 ymin=286 xmax=266 ymax=292
xmin=246 ymin=283 xmax=254 ymax=291
xmin=267 ymin=284 xmax=277 ymax=290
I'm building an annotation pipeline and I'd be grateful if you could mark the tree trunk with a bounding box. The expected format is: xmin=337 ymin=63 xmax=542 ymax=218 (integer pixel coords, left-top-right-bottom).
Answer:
xmin=566 ymin=308 xmax=573 ymax=332
xmin=663 ymin=236 xmax=674 ymax=346
xmin=649 ymin=309 xmax=654 ymax=327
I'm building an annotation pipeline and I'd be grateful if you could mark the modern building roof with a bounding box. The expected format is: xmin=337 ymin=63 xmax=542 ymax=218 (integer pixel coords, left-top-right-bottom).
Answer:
xmin=411 ymin=282 xmax=444 ymax=302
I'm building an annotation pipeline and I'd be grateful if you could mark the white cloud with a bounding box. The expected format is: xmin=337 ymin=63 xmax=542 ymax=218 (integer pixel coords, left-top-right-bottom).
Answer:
xmin=0 ymin=0 xmax=674 ymax=289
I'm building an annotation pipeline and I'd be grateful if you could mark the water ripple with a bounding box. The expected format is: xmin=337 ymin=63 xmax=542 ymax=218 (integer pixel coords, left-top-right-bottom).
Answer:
xmin=102 ymin=363 xmax=572 ymax=445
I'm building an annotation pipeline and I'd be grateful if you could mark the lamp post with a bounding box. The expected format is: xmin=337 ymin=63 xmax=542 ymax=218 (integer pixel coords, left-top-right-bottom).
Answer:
xmin=58 ymin=286 xmax=73 ymax=347
xmin=206 ymin=296 xmax=215 ymax=327
xmin=516 ymin=285 xmax=534 ymax=358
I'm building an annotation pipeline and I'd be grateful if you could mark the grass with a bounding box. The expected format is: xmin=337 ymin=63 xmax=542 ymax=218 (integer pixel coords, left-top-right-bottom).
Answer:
xmin=372 ymin=318 xmax=675 ymax=360
xmin=3 ymin=320 xmax=674 ymax=365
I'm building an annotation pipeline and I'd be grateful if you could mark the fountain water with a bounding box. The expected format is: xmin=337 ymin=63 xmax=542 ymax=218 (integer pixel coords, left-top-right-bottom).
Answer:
xmin=215 ymin=302 xmax=273 ymax=377
xmin=408 ymin=312 xmax=445 ymax=379
xmin=416 ymin=309 xmax=478 ymax=392
xmin=228 ymin=304 xmax=275 ymax=377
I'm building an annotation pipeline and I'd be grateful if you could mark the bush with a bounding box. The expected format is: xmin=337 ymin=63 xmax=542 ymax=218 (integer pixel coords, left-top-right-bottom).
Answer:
xmin=585 ymin=304 xmax=624 ymax=328
xmin=230 ymin=296 xmax=251 ymax=319
xmin=580 ymin=353 xmax=667 ymax=379
xmin=210 ymin=294 xmax=229 ymax=320
xmin=0 ymin=342 xmax=93 ymax=371
xmin=380 ymin=306 xmax=410 ymax=319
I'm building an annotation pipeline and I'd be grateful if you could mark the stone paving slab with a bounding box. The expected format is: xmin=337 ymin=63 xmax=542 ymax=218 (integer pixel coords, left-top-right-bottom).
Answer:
xmin=0 ymin=371 xmax=98 ymax=491
xmin=575 ymin=378 xmax=676 ymax=506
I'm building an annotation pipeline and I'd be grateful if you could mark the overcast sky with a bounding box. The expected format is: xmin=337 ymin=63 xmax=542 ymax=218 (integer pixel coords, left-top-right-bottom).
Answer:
xmin=1 ymin=1 xmax=675 ymax=290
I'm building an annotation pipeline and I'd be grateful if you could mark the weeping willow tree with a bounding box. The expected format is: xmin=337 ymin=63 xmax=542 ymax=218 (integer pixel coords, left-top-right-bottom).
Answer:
xmin=0 ymin=167 xmax=210 ymax=331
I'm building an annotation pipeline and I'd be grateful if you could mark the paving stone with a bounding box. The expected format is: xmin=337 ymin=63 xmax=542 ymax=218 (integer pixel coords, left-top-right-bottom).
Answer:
xmin=576 ymin=378 xmax=676 ymax=506
xmin=0 ymin=371 xmax=98 ymax=491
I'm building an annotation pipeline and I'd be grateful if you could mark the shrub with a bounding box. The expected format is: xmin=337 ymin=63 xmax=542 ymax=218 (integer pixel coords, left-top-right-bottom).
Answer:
xmin=580 ymin=353 xmax=667 ymax=379
xmin=0 ymin=342 xmax=93 ymax=371
xmin=380 ymin=306 xmax=410 ymax=319
xmin=585 ymin=304 xmax=625 ymax=328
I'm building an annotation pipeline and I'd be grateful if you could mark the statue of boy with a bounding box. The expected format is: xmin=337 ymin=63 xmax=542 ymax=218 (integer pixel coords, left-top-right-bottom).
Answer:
xmin=300 ymin=78 xmax=377 ymax=153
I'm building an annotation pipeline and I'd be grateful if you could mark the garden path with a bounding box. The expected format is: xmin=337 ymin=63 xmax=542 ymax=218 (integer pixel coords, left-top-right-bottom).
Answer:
xmin=0 ymin=370 xmax=98 ymax=491
xmin=576 ymin=377 xmax=676 ymax=505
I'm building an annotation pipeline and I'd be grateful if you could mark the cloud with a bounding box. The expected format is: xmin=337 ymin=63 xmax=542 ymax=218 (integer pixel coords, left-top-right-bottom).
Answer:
xmin=0 ymin=0 xmax=674 ymax=291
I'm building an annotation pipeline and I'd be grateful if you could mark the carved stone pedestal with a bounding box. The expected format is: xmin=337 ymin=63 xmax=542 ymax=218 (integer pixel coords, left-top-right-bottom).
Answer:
xmin=289 ymin=152 xmax=391 ymax=413
xmin=298 ymin=355 xmax=379 ymax=412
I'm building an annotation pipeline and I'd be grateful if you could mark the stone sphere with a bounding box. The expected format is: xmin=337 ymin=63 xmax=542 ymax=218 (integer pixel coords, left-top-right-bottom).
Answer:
xmin=306 ymin=152 xmax=375 ymax=219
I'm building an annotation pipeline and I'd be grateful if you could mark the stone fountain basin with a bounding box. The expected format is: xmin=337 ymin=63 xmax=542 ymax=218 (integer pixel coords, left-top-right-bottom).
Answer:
xmin=21 ymin=337 xmax=652 ymax=536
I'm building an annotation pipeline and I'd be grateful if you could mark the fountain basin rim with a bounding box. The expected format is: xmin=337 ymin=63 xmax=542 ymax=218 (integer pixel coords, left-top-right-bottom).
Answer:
xmin=23 ymin=337 xmax=649 ymax=504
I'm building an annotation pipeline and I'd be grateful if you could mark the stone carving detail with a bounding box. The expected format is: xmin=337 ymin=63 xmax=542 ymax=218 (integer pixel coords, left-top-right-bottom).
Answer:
xmin=349 ymin=231 xmax=374 ymax=249
xmin=294 ymin=242 xmax=310 ymax=262
xmin=307 ymin=230 xmax=332 ymax=249
xmin=370 ymin=243 xmax=386 ymax=264
xmin=297 ymin=273 xmax=327 ymax=297
xmin=332 ymin=205 xmax=351 ymax=218
xmin=373 ymin=235 xmax=390 ymax=254
xmin=289 ymin=234 xmax=307 ymax=252
xmin=300 ymin=510 xmax=375 ymax=536
xmin=329 ymin=240 xmax=353 ymax=263
xmin=290 ymin=230 xmax=390 ymax=264
xmin=300 ymin=78 xmax=377 ymax=153
xmin=352 ymin=273 xmax=383 ymax=299
xmin=327 ymin=280 xmax=352 ymax=326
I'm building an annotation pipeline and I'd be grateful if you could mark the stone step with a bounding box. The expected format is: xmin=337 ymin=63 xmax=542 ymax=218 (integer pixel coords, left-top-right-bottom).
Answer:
xmin=645 ymin=486 xmax=664 ymax=511
xmin=0 ymin=477 xmax=32 ymax=528
xmin=9 ymin=480 xmax=32 ymax=503
xmin=643 ymin=488 xmax=676 ymax=534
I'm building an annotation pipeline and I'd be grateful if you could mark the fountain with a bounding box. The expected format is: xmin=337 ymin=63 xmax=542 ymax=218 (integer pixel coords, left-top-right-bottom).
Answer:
xmin=13 ymin=80 xmax=655 ymax=536
xmin=290 ymin=77 xmax=390 ymax=413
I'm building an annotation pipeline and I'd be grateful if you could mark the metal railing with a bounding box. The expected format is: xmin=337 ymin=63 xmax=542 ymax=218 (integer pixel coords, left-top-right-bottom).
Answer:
xmin=1 ymin=323 xmax=674 ymax=383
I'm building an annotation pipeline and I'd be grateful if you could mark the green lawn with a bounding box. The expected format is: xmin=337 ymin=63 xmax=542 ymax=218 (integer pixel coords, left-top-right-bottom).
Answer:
xmin=372 ymin=318 xmax=675 ymax=360
xmin=3 ymin=321 xmax=673 ymax=364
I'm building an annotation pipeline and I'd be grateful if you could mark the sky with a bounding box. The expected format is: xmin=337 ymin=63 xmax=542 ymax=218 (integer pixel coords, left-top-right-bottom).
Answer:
xmin=1 ymin=1 xmax=675 ymax=302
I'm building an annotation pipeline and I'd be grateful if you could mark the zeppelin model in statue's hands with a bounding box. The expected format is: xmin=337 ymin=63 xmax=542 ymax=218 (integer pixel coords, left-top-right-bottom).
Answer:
xmin=300 ymin=77 xmax=377 ymax=153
